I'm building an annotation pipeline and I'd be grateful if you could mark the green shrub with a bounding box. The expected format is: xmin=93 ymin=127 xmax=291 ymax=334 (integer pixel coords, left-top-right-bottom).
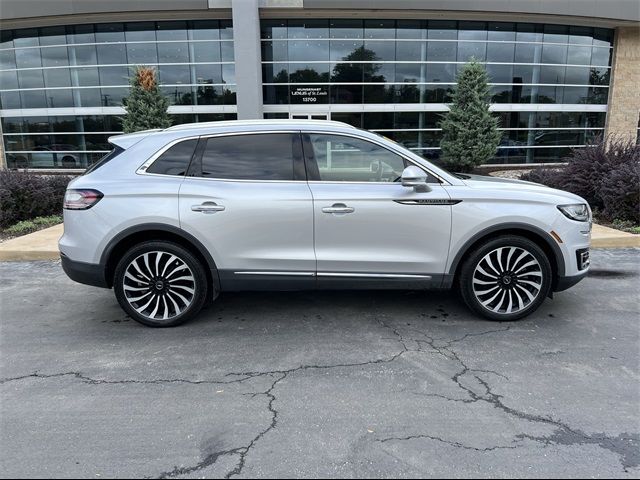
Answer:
xmin=439 ymin=61 xmax=502 ymax=172
xmin=0 ymin=170 xmax=72 ymax=228
xmin=520 ymin=138 xmax=640 ymax=224
xmin=4 ymin=215 xmax=63 ymax=236
xmin=123 ymin=66 xmax=171 ymax=133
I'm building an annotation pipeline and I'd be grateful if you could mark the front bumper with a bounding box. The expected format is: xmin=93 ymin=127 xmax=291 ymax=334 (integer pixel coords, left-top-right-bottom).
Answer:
xmin=60 ymin=253 xmax=109 ymax=288
xmin=554 ymin=269 xmax=589 ymax=292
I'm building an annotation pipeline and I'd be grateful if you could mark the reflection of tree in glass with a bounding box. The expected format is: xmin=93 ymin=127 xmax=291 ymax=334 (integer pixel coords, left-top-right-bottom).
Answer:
xmin=166 ymin=81 xmax=236 ymax=106
xmin=331 ymin=46 xmax=381 ymax=81
xmin=331 ymin=46 xmax=391 ymax=103
xmin=586 ymin=68 xmax=609 ymax=104
xmin=288 ymin=68 xmax=330 ymax=83
xmin=589 ymin=68 xmax=610 ymax=86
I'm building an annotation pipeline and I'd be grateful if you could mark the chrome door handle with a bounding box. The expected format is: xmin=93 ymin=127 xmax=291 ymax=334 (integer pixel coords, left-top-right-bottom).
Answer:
xmin=191 ymin=202 xmax=225 ymax=214
xmin=322 ymin=203 xmax=355 ymax=214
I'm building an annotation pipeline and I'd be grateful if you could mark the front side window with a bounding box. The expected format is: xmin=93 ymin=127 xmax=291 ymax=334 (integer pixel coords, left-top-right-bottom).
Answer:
xmin=305 ymin=133 xmax=434 ymax=183
xmin=146 ymin=139 xmax=198 ymax=176
xmin=199 ymin=133 xmax=299 ymax=180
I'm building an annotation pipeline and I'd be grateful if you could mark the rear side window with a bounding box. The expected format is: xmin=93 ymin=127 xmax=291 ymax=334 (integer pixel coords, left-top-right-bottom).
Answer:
xmin=199 ymin=133 xmax=300 ymax=181
xmin=147 ymin=139 xmax=198 ymax=176
xmin=84 ymin=146 xmax=124 ymax=174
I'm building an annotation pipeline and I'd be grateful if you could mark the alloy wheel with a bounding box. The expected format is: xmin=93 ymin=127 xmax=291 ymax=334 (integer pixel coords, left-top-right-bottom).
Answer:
xmin=472 ymin=246 xmax=543 ymax=315
xmin=122 ymin=251 xmax=196 ymax=321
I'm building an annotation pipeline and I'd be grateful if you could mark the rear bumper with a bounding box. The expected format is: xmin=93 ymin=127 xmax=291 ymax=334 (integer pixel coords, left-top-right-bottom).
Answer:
xmin=60 ymin=253 xmax=109 ymax=288
xmin=554 ymin=269 xmax=588 ymax=292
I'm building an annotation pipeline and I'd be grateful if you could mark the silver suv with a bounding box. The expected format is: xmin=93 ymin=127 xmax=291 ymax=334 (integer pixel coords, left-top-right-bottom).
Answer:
xmin=60 ymin=120 xmax=591 ymax=327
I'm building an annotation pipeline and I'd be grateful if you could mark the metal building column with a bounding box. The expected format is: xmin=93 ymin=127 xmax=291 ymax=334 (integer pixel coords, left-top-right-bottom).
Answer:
xmin=231 ymin=0 xmax=263 ymax=119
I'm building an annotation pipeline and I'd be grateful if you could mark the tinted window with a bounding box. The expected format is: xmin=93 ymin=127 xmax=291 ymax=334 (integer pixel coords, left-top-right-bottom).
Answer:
xmin=307 ymin=134 xmax=423 ymax=183
xmin=200 ymin=133 xmax=296 ymax=180
xmin=147 ymin=139 xmax=197 ymax=176
xmin=84 ymin=146 xmax=124 ymax=174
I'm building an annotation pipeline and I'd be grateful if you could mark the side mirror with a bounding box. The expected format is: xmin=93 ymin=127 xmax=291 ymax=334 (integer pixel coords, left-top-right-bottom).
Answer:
xmin=401 ymin=165 xmax=431 ymax=192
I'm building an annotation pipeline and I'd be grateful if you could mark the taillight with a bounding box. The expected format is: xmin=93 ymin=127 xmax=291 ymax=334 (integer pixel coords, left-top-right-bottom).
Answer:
xmin=63 ymin=189 xmax=103 ymax=210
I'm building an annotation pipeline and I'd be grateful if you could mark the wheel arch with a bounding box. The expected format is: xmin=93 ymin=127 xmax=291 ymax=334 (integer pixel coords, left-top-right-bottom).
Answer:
xmin=447 ymin=223 xmax=565 ymax=290
xmin=101 ymin=223 xmax=220 ymax=295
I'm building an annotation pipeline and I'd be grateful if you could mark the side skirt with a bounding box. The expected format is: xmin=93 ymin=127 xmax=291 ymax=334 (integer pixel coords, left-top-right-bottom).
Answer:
xmin=218 ymin=270 xmax=453 ymax=292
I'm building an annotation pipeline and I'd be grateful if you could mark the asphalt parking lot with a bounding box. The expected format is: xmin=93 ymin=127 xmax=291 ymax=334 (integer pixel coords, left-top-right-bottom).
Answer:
xmin=1 ymin=248 xmax=639 ymax=478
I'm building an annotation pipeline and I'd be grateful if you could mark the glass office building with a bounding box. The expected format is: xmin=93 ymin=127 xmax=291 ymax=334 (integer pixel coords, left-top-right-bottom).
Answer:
xmin=0 ymin=21 xmax=237 ymax=168
xmin=0 ymin=0 xmax=637 ymax=170
xmin=261 ymin=20 xmax=612 ymax=163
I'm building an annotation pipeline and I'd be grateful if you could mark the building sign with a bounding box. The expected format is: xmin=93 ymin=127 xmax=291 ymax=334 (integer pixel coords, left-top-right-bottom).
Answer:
xmin=290 ymin=86 xmax=329 ymax=104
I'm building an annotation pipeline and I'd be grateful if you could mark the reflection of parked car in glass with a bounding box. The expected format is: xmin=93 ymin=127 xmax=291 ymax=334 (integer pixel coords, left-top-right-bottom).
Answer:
xmin=534 ymin=131 xmax=583 ymax=146
xmin=31 ymin=145 xmax=80 ymax=168
xmin=8 ymin=145 xmax=81 ymax=169
xmin=494 ymin=138 xmax=527 ymax=159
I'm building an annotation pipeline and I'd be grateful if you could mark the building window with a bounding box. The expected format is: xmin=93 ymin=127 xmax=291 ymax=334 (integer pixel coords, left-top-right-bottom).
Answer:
xmin=1 ymin=21 xmax=236 ymax=168
xmin=261 ymin=19 xmax=613 ymax=164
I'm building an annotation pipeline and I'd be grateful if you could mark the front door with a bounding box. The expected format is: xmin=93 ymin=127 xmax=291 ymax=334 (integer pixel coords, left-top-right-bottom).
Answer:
xmin=303 ymin=132 xmax=452 ymax=285
xmin=179 ymin=131 xmax=315 ymax=290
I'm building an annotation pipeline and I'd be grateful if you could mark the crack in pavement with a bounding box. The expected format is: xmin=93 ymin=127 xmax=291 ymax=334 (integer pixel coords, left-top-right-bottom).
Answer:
xmin=516 ymin=431 xmax=640 ymax=472
xmin=3 ymin=320 xmax=637 ymax=475
xmin=157 ymin=372 xmax=288 ymax=480
xmin=380 ymin=323 xmax=639 ymax=472
xmin=0 ymin=371 xmax=253 ymax=387
xmin=154 ymin=319 xmax=410 ymax=479
xmin=378 ymin=433 xmax=523 ymax=452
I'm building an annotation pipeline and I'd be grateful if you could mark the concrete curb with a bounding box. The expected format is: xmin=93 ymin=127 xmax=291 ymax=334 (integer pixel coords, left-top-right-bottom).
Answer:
xmin=0 ymin=222 xmax=638 ymax=262
xmin=0 ymin=224 xmax=63 ymax=262
xmin=591 ymin=224 xmax=640 ymax=248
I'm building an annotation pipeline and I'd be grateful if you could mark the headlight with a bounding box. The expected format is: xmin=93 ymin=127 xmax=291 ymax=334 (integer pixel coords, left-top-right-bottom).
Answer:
xmin=557 ymin=204 xmax=590 ymax=222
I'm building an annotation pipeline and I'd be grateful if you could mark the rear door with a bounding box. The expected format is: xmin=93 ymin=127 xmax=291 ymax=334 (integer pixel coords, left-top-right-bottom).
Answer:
xmin=178 ymin=131 xmax=316 ymax=289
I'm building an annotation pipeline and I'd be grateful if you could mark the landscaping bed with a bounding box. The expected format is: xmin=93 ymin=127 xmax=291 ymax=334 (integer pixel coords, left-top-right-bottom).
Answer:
xmin=485 ymin=139 xmax=640 ymax=234
xmin=0 ymin=215 xmax=63 ymax=243
xmin=0 ymin=170 xmax=71 ymax=242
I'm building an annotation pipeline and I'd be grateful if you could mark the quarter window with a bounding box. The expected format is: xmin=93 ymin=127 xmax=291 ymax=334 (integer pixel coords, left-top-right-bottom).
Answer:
xmin=200 ymin=133 xmax=298 ymax=180
xmin=147 ymin=139 xmax=198 ymax=176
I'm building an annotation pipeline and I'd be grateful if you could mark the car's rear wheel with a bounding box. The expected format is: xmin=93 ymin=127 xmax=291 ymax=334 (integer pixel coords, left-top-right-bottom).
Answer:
xmin=459 ymin=235 xmax=552 ymax=321
xmin=114 ymin=241 xmax=209 ymax=327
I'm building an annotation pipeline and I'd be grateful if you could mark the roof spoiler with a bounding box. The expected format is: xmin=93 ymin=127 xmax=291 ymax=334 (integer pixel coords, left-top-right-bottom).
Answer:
xmin=108 ymin=129 xmax=162 ymax=149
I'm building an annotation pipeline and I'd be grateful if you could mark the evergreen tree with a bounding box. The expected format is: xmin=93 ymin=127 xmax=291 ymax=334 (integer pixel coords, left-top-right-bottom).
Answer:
xmin=122 ymin=67 xmax=172 ymax=133
xmin=439 ymin=61 xmax=502 ymax=172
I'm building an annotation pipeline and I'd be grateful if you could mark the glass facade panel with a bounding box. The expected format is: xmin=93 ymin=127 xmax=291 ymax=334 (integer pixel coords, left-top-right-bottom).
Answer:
xmin=261 ymin=19 xmax=612 ymax=164
xmin=2 ymin=21 xmax=236 ymax=168
xmin=0 ymin=16 xmax=617 ymax=169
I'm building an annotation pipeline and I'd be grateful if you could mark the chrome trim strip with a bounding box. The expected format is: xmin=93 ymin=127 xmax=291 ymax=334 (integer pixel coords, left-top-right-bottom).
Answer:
xmin=234 ymin=271 xmax=316 ymax=276
xmin=394 ymin=199 xmax=462 ymax=205
xmin=317 ymin=272 xmax=433 ymax=279
xmin=232 ymin=271 xmax=433 ymax=279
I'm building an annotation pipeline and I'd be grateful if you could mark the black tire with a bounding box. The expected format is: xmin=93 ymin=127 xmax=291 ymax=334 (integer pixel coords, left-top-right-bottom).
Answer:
xmin=113 ymin=241 xmax=210 ymax=327
xmin=458 ymin=235 xmax=552 ymax=321
xmin=62 ymin=156 xmax=77 ymax=168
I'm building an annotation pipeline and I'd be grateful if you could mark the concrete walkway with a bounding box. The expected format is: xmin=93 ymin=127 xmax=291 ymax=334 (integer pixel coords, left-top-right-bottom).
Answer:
xmin=591 ymin=223 xmax=640 ymax=248
xmin=0 ymin=224 xmax=64 ymax=261
xmin=0 ymin=222 xmax=638 ymax=262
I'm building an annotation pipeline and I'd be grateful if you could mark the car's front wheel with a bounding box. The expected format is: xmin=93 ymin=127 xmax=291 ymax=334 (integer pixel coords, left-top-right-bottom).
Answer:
xmin=113 ymin=241 xmax=209 ymax=327
xmin=459 ymin=235 xmax=552 ymax=321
